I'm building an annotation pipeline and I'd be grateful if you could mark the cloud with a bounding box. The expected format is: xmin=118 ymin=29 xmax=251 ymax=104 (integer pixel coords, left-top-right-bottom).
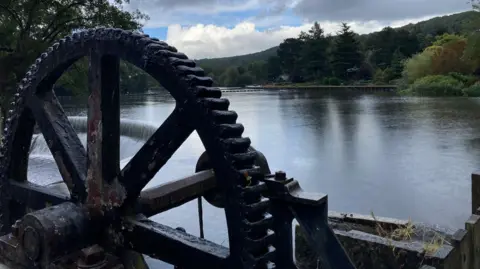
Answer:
xmin=165 ymin=16 xmax=432 ymax=59
xmin=124 ymin=0 xmax=473 ymax=28
xmin=166 ymin=22 xmax=309 ymax=59
xmin=292 ymin=0 xmax=472 ymax=22
xmin=122 ymin=0 xmax=268 ymax=27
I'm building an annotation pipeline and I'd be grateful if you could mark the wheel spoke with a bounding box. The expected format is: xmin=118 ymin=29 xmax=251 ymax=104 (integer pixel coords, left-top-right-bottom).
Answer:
xmin=121 ymin=216 xmax=229 ymax=268
xmin=118 ymin=108 xmax=194 ymax=205
xmin=9 ymin=181 xmax=69 ymax=210
xmin=27 ymin=91 xmax=87 ymax=202
xmin=86 ymin=50 xmax=121 ymax=209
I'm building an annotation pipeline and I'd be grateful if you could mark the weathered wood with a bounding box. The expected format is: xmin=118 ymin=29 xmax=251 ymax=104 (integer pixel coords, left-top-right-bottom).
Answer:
xmin=444 ymin=229 xmax=471 ymax=269
xmin=472 ymin=172 xmax=480 ymax=214
xmin=295 ymin=225 xmax=454 ymax=269
xmin=465 ymin=214 xmax=480 ymax=269
xmin=122 ymin=216 xmax=229 ymax=268
xmin=138 ymin=170 xmax=216 ymax=217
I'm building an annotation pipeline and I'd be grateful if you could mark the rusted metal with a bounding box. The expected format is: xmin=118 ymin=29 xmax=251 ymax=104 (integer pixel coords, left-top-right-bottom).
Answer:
xmin=26 ymin=92 xmax=87 ymax=203
xmin=77 ymin=245 xmax=107 ymax=269
xmin=138 ymin=170 xmax=216 ymax=217
xmin=121 ymin=216 xmax=229 ymax=268
xmin=195 ymin=146 xmax=271 ymax=209
xmin=87 ymin=49 xmax=127 ymax=215
xmin=9 ymin=181 xmax=69 ymax=210
xmin=260 ymin=173 xmax=355 ymax=269
xmin=0 ymin=28 xmax=357 ymax=269
xmin=117 ymin=108 xmax=194 ymax=207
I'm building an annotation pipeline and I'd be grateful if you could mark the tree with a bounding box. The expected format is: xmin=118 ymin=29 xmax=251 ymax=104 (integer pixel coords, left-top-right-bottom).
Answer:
xmin=266 ymin=56 xmax=281 ymax=82
xmin=390 ymin=49 xmax=406 ymax=79
xmin=222 ymin=67 xmax=240 ymax=86
xmin=331 ymin=23 xmax=363 ymax=80
xmin=0 ymin=0 xmax=147 ymax=112
xmin=298 ymin=22 xmax=330 ymax=81
xmin=247 ymin=60 xmax=267 ymax=83
xmin=427 ymin=34 xmax=469 ymax=75
xmin=463 ymin=31 xmax=480 ymax=74
xmin=277 ymin=38 xmax=304 ymax=82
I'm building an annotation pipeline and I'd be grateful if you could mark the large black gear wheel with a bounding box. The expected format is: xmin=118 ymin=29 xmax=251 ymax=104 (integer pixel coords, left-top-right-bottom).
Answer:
xmin=0 ymin=28 xmax=273 ymax=268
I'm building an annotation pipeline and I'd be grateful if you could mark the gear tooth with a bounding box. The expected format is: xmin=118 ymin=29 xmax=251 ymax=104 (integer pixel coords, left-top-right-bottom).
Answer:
xmin=169 ymin=58 xmax=196 ymax=67
xmin=211 ymin=110 xmax=237 ymax=124
xmin=201 ymin=98 xmax=229 ymax=110
xmin=176 ymin=66 xmax=205 ymax=77
xmin=184 ymin=74 xmax=213 ymax=87
xmin=195 ymin=86 xmax=222 ymax=98
xmin=221 ymin=137 xmax=251 ymax=153
xmin=216 ymin=123 xmax=244 ymax=138
xmin=0 ymin=28 xmax=276 ymax=264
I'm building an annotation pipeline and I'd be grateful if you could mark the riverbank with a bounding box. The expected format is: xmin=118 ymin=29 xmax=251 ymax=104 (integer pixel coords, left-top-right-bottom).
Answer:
xmin=245 ymin=84 xmax=397 ymax=92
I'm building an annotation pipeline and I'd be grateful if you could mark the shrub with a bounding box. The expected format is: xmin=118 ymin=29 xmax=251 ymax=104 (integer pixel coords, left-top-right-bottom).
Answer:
xmin=402 ymin=50 xmax=434 ymax=84
xmin=321 ymin=77 xmax=341 ymax=85
xmin=405 ymin=75 xmax=465 ymax=96
xmin=463 ymin=82 xmax=480 ymax=97
xmin=373 ymin=68 xmax=394 ymax=84
xmin=448 ymin=72 xmax=477 ymax=87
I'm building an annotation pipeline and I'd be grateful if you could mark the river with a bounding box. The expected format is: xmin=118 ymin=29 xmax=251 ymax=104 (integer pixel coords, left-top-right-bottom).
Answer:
xmin=27 ymin=89 xmax=480 ymax=266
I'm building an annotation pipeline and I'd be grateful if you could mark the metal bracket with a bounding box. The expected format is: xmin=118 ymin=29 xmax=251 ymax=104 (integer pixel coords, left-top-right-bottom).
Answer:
xmin=260 ymin=171 xmax=357 ymax=269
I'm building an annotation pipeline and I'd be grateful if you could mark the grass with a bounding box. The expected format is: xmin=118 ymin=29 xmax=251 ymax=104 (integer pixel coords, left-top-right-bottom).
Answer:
xmin=370 ymin=211 xmax=448 ymax=257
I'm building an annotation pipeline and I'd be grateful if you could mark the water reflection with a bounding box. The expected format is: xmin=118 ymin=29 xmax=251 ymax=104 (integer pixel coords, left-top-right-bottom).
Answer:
xmin=28 ymin=91 xmax=480 ymax=253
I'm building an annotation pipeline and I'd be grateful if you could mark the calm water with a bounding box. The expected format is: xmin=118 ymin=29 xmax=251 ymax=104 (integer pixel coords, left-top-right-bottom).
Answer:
xmin=27 ymin=89 xmax=480 ymax=264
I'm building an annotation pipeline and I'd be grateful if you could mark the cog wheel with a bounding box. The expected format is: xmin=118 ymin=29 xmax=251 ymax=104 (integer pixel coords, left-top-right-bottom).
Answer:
xmin=0 ymin=28 xmax=274 ymax=268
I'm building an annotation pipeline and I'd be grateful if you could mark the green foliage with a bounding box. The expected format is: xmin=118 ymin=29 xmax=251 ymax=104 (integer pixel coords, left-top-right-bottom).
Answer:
xmin=321 ymin=77 xmax=341 ymax=85
xmin=403 ymin=50 xmax=434 ymax=83
xmin=403 ymin=75 xmax=465 ymax=96
xmin=373 ymin=68 xmax=394 ymax=84
xmin=194 ymin=11 xmax=479 ymax=88
xmin=364 ymin=27 xmax=419 ymax=68
xmin=390 ymin=50 xmax=406 ymax=79
xmin=447 ymin=72 xmax=477 ymax=86
xmin=298 ymin=22 xmax=330 ymax=81
xmin=331 ymin=23 xmax=363 ymax=80
xmin=0 ymin=0 xmax=146 ymax=104
xmin=266 ymin=56 xmax=282 ymax=82
xmin=400 ymin=11 xmax=480 ymax=36
xmin=462 ymin=31 xmax=480 ymax=73
xmin=462 ymin=81 xmax=480 ymax=96
xmin=432 ymin=33 xmax=466 ymax=46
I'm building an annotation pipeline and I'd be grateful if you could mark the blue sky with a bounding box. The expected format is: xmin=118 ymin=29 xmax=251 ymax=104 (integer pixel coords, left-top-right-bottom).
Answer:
xmin=124 ymin=0 xmax=473 ymax=59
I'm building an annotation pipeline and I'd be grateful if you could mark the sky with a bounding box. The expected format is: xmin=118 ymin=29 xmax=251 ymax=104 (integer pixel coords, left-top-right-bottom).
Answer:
xmin=120 ymin=0 xmax=474 ymax=60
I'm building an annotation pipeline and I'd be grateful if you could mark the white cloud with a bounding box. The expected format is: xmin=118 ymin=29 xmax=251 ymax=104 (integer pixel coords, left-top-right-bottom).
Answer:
xmin=165 ymin=16 xmax=436 ymax=59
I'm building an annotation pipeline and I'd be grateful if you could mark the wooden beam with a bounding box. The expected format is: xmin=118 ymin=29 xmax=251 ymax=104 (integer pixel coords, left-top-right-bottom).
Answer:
xmin=139 ymin=170 xmax=216 ymax=217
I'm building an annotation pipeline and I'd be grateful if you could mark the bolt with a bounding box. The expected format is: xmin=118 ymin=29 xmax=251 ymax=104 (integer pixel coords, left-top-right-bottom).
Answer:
xmin=77 ymin=245 xmax=106 ymax=269
xmin=175 ymin=227 xmax=186 ymax=233
xmin=11 ymin=220 xmax=21 ymax=237
xmin=274 ymin=171 xmax=286 ymax=181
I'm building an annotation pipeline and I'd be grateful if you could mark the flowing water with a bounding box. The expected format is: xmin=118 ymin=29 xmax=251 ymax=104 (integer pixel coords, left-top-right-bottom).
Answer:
xmin=27 ymin=90 xmax=480 ymax=266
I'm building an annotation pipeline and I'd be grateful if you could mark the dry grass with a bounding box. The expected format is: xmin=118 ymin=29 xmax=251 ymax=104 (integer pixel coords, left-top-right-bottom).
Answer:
xmin=370 ymin=211 xmax=447 ymax=256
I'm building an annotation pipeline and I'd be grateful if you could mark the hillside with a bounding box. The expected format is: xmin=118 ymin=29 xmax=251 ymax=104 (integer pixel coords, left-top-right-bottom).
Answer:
xmin=196 ymin=46 xmax=278 ymax=70
xmin=196 ymin=11 xmax=479 ymax=71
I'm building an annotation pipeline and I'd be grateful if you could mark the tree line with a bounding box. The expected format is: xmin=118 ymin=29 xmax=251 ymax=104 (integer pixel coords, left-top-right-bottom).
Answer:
xmin=203 ymin=21 xmax=457 ymax=87
xmin=200 ymin=10 xmax=480 ymax=89
xmin=1 ymin=1 xmax=480 ymax=104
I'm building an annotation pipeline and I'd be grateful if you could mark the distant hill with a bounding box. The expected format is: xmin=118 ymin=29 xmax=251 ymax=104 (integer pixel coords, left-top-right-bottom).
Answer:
xmin=399 ymin=10 xmax=479 ymax=35
xmin=195 ymin=11 xmax=479 ymax=71
xmin=196 ymin=46 xmax=278 ymax=71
